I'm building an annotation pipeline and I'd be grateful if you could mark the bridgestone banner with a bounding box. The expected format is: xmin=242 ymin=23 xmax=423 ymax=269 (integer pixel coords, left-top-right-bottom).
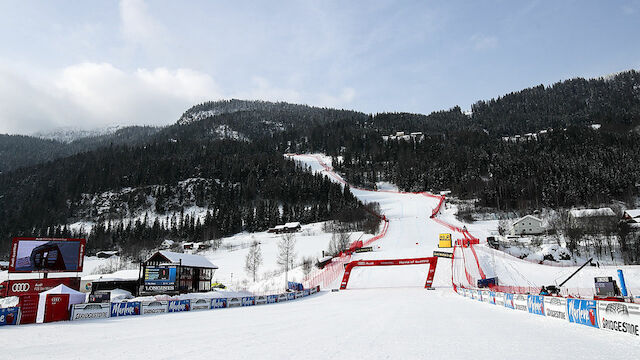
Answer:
xmin=71 ymin=303 xmax=110 ymax=321
xmin=482 ymin=290 xmax=491 ymax=304
xmin=513 ymin=294 xmax=528 ymax=311
xmin=598 ymin=300 xmax=640 ymax=337
xmin=544 ymin=297 xmax=567 ymax=320
xmin=228 ymin=297 xmax=241 ymax=308
xmin=495 ymin=292 xmax=505 ymax=306
xmin=255 ymin=296 xmax=267 ymax=305
xmin=142 ymin=301 xmax=168 ymax=315
xmin=191 ymin=299 xmax=211 ymax=311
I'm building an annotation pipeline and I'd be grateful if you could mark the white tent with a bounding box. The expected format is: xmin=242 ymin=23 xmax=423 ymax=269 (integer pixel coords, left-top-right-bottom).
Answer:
xmin=36 ymin=284 xmax=87 ymax=323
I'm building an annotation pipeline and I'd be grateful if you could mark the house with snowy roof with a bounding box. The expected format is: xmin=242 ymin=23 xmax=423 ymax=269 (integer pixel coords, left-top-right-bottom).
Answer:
xmin=569 ymin=207 xmax=617 ymax=231
xmin=623 ymin=209 xmax=640 ymax=223
xmin=268 ymin=222 xmax=301 ymax=234
xmin=510 ymin=215 xmax=544 ymax=236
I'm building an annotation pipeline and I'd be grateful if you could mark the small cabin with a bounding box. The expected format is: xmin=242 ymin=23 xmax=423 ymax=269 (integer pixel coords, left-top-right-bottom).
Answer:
xmin=268 ymin=222 xmax=301 ymax=234
xmin=510 ymin=215 xmax=544 ymax=236
xmin=140 ymin=251 xmax=218 ymax=295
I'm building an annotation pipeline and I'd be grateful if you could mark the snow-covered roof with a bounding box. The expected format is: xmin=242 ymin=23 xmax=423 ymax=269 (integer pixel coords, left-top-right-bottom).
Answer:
xmin=625 ymin=209 xmax=640 ymax=219
xmin=569 ymin=208 xmax=616 ymax=218
xmin=0 ymin=261 xmax=8 ymax=267
xmin=157 ymin=250 xmax=218 ymax=269
xmin=284 ymin=222 xmax=301 ymax=228
xmin=512 ymin=215 xmax=542 ymax=225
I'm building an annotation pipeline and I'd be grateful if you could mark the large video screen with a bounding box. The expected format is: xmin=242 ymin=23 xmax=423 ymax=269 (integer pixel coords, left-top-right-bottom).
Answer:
xmin=9 ymin=237 xmax=86 ymax=273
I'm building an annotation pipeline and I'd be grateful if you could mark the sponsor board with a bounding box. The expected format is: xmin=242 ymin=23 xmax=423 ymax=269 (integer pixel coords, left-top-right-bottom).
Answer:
xmin=303 ymin=289 xmax=310 ymax=297
xmin=295 ymin=291 xmax=304 ymax=299
xmin=191 ymin=299 xmax=211 ymax=311
xmin=71 ymin=303 xmax=110 ymax=321
xmin=143 ymin=285 xmax=176 ymax=292
xmin=255 ymin=296 xmax=267 ymax=305
xmin=433 ymin=251 xmax=453 ymax=259
xmin=5 ymin=277 xmax=81 ymax=296
xmin=110 ymin=302 xmax=141 ymax=317
xmin=211 ymin=298 xmax=227 ymax=309
xmin=168 ymin=299 xmax=190 ymax=313
xmin=354 ymin=246 xmax=373 ymax=253
xmin=598 ymin=300 xmax=640 ymax=337
xmin=489 ymin=291 xmax=496 ymax=305
xmin=513 ymin=294 xmax=528 ymax=311
xmin=544 ymin=297 xmax=567 ymax=320
xmin=267 ymin=295 xmax=278 ymax=304
xmin=527 ymin=295 xmax=545 ymax=316
xmin=504 ymin=293 xmax=515 ymax=309
xmin=279 ymin=294 xmax=289 ymax=302
xmin=228 ymin=297 xmax=241 ymax=308
xmin=241 ymin=297 xmax=255 ymax=307
xmin=567 ymin=299 xmax=598 ymax=328
xmin=309 ymin=287 xmax=317 ymax=295
xmin=0 ymin=307 xmax=20 ymax=326
xmin=287 ymin=293 xmax=295 ymax=301
xmin=495 ymin=292 xmax=505 ymax=306
xmin=482 ymin=290 xmax=491 ymax=303
xmin=142 ymin=300 xmax=168 ymax=315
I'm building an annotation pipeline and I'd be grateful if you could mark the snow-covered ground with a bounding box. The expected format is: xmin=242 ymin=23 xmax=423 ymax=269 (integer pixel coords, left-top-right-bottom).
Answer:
xmin=5 ymin=288 xmax=639 ymax=359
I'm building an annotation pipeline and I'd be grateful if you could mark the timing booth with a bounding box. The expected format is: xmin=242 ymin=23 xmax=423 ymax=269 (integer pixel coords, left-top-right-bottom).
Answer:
xmin=140 ymin=251 xmax=218 ymax=295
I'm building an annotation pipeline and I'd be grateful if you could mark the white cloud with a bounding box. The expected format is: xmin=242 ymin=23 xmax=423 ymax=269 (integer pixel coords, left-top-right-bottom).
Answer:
xmin=119 ymin=0 xmax=164 ymax=48
xmin=0 ymin=62 xmax=221 ymax=134
xmin=316 ymin=87 xmax=356 ymax=108
xmin=470 ymin=34 xmax=498 ymax=51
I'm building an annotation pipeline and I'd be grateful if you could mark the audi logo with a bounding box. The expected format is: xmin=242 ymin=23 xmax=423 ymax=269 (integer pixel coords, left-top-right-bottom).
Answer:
xmin=11 ymin=283 xmax=31 ymax=292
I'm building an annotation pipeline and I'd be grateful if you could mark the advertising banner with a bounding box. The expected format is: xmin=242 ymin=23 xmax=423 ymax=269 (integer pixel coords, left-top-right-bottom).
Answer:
xmin=211 ymin=298 xmax=227 ymax=309
xmin=495 ymin=292 xmax=505 ymax=306
xmin=142 ymin=300 xmax=168 ymax=315
xmin=279 ymin=294 xmax=289 ymax=302
xmin=9 ymin=237 xmax=86 ymax=273
xmin=168 ymin=299 xmax=190 ymax=313
xmin=527 ymin=295 xmax=545 ymax=316
xmin=303 ymin=289 xmax=310 ymax=297
xmin=71 ymin=303 xmax=110 ymax=321
xmin=4 ymin=277 xmax=81 ymax=296
xmin=255 ymin=296 xmax=267 ymax=305
xmin=110 ymin=301 xmax=141 ymax=317
xmin=598 ymin=301 xmax=640 ymax=337
xmin=310 ymin=287 xmax=317 ymax=295
xmin=267 ymin=295 xmax=278 ymax=304
xmin=567 ymin=299 xmax=599 ymax=328
xmin=504 ymin=293 xmax=515 ymax=309
xmin=513 ymin=294 xmax=528 ymax=311
xmin=489 ymin=291 xmax=496 ymax=305
xmin=287 ymin=293 xmax=295 ymax=301
xmin=228 ymin=297 xmax=241 ymax=308
xmin=544 ymin=297 xmax=567 ymax=320
xmin=17 ymin=294 xmax=39 ymax=324
xmin=0 ymin=307 xmax=20 ymax=326
xmin=144 ymin=266 xmax=177 ymax=292
xmin=482 ymin=290 xmax=491 ymax=304
xmin=191 ymin=298 xmax=211 ymax=311
xmin=295 ymin=291 xmax=304 ymax=299
xmin=241 ymin=297 xmax=255 ymax=307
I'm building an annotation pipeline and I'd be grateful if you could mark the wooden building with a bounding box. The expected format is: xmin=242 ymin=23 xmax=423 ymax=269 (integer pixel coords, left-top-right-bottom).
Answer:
xmin=140 ymin=251 xmax=218 ymax=295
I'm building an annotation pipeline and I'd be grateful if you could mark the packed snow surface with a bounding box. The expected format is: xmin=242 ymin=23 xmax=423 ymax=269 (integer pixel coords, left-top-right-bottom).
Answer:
xmin=5 ymin=288 xmax=639 ymax=359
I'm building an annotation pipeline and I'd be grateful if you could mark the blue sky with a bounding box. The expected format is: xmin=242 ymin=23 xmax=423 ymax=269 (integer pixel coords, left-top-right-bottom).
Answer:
xmin=0 ymin=0 xmax=639 ymax=134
